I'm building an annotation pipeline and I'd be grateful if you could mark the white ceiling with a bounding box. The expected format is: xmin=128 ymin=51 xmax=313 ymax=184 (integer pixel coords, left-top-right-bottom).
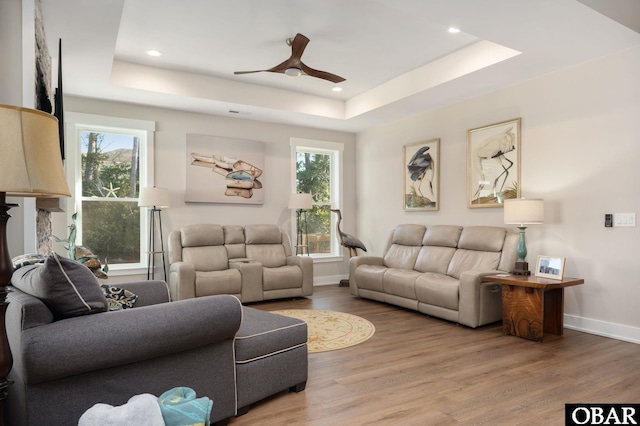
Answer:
xmin=41 ymin=0 xmax=640 ymax=133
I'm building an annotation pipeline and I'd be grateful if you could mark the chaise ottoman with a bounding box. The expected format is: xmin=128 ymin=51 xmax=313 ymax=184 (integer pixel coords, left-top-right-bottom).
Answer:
xmin=234 ymin=307 xmax=308 ymax=415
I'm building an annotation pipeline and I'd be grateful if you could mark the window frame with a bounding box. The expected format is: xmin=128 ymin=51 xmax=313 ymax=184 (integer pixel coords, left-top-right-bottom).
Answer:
xmin=65 ymin=113 xmax=156 ymax=275
xmin=290 ymin=138 xmax=344 ymax=260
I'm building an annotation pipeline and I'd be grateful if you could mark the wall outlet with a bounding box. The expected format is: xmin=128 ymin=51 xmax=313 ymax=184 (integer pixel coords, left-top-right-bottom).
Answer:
xmin=613 ymin=213 xmax=636 ymax=227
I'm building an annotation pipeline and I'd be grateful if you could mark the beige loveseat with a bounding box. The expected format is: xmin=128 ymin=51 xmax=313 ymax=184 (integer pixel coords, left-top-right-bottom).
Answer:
xmin=168 ymin=224 xmax=313 ymax=302
xmin=349 ymin=224 xmax=518 ymax=328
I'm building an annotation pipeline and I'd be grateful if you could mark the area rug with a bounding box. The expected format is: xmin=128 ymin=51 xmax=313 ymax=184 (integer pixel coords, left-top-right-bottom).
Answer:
xmin=270 ymin=309 xmax=375 ymax=353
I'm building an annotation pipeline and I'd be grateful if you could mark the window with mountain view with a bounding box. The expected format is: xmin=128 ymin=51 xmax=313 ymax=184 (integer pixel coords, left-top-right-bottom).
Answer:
xmin=79 ymin=130 xmax=142 ymax=266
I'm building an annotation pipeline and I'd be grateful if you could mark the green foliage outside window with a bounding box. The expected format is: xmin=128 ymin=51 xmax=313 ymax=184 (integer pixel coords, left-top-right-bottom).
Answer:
xmin=80 ymin=131 xmax=141 ymax=264
xmin=296 ymin=152 xmax=332 ymax=254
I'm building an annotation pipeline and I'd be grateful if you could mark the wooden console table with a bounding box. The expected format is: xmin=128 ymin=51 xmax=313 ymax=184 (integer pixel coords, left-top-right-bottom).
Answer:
xmin=481 ymin=274 xmax=585 ymax=342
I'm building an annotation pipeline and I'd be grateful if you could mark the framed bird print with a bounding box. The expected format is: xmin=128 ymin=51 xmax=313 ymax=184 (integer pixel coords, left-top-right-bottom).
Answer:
xmin=403 ymin=138 xmax=439 ymax=211
xmin=467 ymin=118 xmax=521 ymax=208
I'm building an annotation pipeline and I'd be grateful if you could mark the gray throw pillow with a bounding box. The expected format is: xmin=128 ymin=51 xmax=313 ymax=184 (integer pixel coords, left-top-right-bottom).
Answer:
xmin=11 ymin=253 xmax=108 ymax=319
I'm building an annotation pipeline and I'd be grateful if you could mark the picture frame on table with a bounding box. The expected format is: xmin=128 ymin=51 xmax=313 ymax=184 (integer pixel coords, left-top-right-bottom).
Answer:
xmin=535 ymin=256 xmax=566 ymax=280
xmin=403 ymin=138 xmax=439 ymax=211
xmin=467 ymin=118 xmax=521 ymax=208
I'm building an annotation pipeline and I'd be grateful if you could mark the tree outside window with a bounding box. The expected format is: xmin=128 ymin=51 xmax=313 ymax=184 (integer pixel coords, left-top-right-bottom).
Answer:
xmin=296 ymin=151 xmax=332 ymax=254
xmin=80 ymin=131 xmax=141 ymax=265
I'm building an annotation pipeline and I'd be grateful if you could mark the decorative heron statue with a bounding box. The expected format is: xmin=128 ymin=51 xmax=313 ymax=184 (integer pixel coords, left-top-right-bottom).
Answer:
xmin=330 ymin=209 xmax=367 ymax=257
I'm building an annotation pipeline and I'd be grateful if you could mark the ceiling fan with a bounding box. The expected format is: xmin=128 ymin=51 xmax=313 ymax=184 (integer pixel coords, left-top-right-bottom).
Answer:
xmin=234 ymin=33 xmax=346 ymax=84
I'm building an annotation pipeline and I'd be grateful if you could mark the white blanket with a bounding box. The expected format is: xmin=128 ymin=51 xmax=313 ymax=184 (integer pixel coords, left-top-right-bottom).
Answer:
xmin=78 ymin=393 xmax=165 ymax=426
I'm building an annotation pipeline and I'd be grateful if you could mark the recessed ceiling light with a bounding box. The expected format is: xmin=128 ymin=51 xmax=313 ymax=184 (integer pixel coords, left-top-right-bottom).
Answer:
xmin=448 ymin=27 xmax=461 ymax=34
xmin=332 ymin=86 xmax=343 ymax=92
xmin=146 ymin=50 xmax=162 ymax=57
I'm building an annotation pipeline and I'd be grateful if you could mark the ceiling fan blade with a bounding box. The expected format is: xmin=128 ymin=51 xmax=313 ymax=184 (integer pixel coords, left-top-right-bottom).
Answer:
xmin=234 ymin=33 xmax=344 ymax=83
xmin=299 ymin=62 xmax=346 ymax=83
xmin=234 ymin=70 xmax=267 ymax=75
xmin=290 ymin=33 xmax=310 ymax=60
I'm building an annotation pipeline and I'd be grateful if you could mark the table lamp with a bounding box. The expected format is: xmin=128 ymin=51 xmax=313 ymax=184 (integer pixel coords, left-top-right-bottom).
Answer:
xmin=504 ymin=198 xmax=544 ymax=275
xmin=0 ymin=104 xmax=71 ymax=415
xmin=288 ymin=193 xmax=313 ymax=255
xmin=138 ymin=187 xmax=170 ymax=280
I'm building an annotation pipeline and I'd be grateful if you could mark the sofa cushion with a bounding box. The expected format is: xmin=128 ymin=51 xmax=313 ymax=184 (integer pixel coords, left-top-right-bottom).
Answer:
xmin=244 ymin=224 xmax=281 ymax=244
xmin=422 ymin=225 xmax=462 ymax=248
xmin=181 ymin=224 xmax=224 ymax=247
xmin=263 ymin=266 xmax=302 ymax=290
xmin=195 ymin=269 xmax=242 ymax=296
xmin=182 ymin=246 xmax=229 ymax=271
xmin=384 ymin=268 xmax=421 ymax=299
xmin=223 ymin=225 xmax=246 ymax=258
xmin=389 ymin=224 xmax=426 ymax=247
xmin=415 ymin=273 xmax=460 ymax=311
xmin=457 ymin=226 xmax=506 ymax=252
xmin=384 ymin=244 xmax=421 ymax=270
xmin=354 ymin=265 xmax=386 ymax=292
xmin=246 ymin=245 xmax=287 ymax=268
xmin=414 ymin=246 xmax=456 ymax=274
xmin=235 ymin=307 xmax=307 ymax=364
xmin=10 ymin=253 xmax=108 ymax=319
xmin=447 ymin=249 xmax=501 ymax=279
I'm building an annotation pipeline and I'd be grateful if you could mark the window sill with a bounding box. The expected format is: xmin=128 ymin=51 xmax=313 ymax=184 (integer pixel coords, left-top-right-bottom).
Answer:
xmin=105 ymin=265 xmax=149 ymax=277
xmin=309 ymin=255 xmax=345 ymax=264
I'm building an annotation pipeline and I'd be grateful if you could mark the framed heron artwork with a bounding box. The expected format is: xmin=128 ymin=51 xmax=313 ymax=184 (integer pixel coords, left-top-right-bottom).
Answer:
xmin=403 ymin=138 xmax=439 ymax=211
xmin=467 ymin=118 xmax=521 ymax=208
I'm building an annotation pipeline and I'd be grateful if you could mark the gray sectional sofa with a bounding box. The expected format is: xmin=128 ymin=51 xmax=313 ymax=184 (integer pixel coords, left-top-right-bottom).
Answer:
xmin=169 ymin=224 xmax=313 ymax=303
xmin=350 ymin=224 xmax=518 ymax=328
xmin=6 ymin=257 xmax=307 ymax=426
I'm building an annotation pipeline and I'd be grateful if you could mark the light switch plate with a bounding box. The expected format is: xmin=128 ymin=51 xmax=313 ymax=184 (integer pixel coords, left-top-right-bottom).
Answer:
xmin=613 ymin=213 xmax=636 ymax=227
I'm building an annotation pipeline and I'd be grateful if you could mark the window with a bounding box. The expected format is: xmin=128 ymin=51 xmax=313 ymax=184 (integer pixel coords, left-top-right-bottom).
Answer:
xmin=66 ymin=113 xmax=155 ymax=273
xmin=291 ymin=138 xmax=343 ymax=258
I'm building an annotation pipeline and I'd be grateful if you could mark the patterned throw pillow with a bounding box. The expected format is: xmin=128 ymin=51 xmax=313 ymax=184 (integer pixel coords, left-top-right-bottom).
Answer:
xmin=12 ymin=253 xmax=47 ymax=270
xmin=101 ymin=285 xmax=138 ymax=311
xmin=11 ymin=253 xmax=108 ymax=319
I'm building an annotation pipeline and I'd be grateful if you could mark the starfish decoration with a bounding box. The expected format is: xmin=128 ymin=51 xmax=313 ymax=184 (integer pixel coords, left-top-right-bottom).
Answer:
xmin=103 ymin=182 xmax=120 ymax=197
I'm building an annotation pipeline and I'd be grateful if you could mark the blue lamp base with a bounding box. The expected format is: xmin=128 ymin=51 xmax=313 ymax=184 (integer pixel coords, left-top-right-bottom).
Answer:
xmin=513 ymin=226 xmax=531 ymax=275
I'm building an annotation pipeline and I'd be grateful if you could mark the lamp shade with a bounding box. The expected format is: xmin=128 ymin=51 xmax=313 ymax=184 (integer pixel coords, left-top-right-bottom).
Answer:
xmin=138 ymin=187 xmax=170 ymax=208
xmin=0 ymin=104 xmax=70 ymax=198
xmin=288 ymin=193 xmax=313 ymax=210
xmin=504 ymin=198 xmax=544 ymax=225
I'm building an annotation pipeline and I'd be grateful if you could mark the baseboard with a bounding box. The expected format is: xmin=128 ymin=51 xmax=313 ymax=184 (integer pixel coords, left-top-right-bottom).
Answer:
xmin=564 ymin=314 xmax=640 ymax=345
xmin=313 ymin=275 xmax=348 ymax=286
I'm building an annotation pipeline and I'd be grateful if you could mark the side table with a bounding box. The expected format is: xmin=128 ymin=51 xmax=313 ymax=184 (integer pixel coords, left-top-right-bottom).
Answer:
xmin=481 ymin=274 xmax=585 ymax=342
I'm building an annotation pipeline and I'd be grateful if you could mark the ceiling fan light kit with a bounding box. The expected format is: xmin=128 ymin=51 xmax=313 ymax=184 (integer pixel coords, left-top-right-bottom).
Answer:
xmin=234 ymin=33 xmax=345 ymax=84
xmin=285 ymin=67 xmax=302 ymax=77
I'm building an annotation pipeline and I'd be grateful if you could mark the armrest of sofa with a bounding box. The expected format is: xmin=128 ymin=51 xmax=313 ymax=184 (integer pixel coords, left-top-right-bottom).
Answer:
xmin=168 ymin=261 xmax=196 ymax=300
xmin=229 ymin=259 xmax=263 ymax=302
xmin=458 ymin=270 xmax=505 ymax=328
xmin=349 ymin=256 xmax=384 ymax=295
xmin=20 ymin=294 xmax=242 ymax=385
xmin=287 ymin=255 xmax=313 ymax=296
xmin=113 ymin=280 xmax=171 ymax=306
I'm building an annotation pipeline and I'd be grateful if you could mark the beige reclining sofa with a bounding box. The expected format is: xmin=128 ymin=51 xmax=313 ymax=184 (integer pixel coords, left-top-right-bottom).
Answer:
xmin=168 ymin=223 xmax=313 ymax=302
xmin=349 ymin=224 xmax=518 ymax=328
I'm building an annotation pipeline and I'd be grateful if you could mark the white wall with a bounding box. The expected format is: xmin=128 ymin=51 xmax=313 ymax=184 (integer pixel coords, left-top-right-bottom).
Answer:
xmin=59 ymin=97 xmax=357 ymax=284
xmin=356 ymin=46 xmax=640 ymax=343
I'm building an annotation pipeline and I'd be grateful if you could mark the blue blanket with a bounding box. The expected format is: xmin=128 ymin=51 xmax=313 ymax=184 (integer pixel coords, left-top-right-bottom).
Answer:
xmin=158 ymin=387 xmax=213 ymax=426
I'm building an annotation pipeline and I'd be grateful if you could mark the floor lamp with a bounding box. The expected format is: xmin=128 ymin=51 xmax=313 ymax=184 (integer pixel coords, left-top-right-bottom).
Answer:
xmin=288 ymin=193 xmax=313 ymax=255
xmin=0 ymin=105 xmax=71 ymax=424
xmin=139 ymin=187 xmax=170 ymax=281
xmin=504 ymin=198 xmax=544 ymax=275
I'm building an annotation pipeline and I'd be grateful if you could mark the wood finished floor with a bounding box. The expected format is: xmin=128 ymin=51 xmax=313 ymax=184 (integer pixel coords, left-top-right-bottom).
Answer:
xmin=230 ymin=285 xmax=640 ymax=426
